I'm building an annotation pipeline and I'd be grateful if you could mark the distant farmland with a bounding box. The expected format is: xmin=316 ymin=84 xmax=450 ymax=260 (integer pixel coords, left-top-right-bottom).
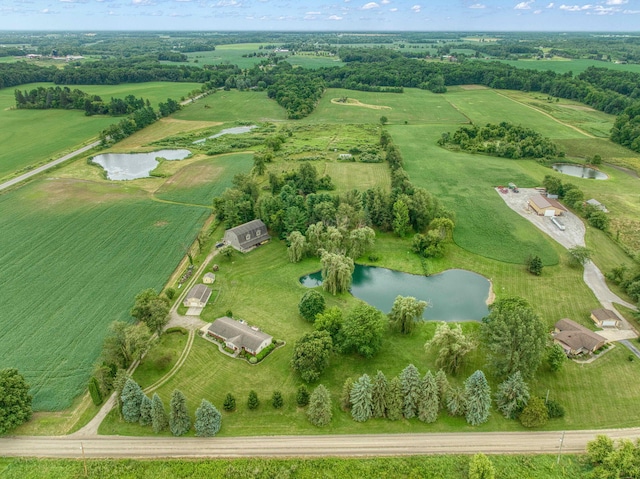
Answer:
xmin=0 ymin=179 xmax=209 ymax=410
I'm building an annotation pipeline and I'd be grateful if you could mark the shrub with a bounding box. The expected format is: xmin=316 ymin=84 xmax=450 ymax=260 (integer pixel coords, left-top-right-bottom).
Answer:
xmin=296 ymin=385 xmax=310 ymax=407
xmin=272 ymin=391 xmax=284 ymax=409
xmin=247 ymin=390 xmax=260 ymax=410
xmin=88 ymin=376 xmax=103 ymax=406
xmin=223 ymin=393 xmax=236 ymax=412
xmin=154 ymin=353 xmax=174 ymax=370
xmin=519 ymin=397 xmax=549 ymax=428
xmin=165 ymin=287 xmax=176 ymax=300
xmin=546 ymin=399 xmax=565 ymax=419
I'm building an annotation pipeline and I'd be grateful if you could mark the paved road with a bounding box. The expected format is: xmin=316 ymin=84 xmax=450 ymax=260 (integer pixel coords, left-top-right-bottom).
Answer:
xmin=0 ymin=140 xmax=101 ymax=192
xmin=2 ymin=429 xmax=640 ymax=458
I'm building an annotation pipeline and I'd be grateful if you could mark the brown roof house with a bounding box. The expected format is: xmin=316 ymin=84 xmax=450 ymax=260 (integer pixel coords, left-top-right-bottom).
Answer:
xmin=591 ymin=308 xmax=622 ymax=329
xmin=223 ymin=219 xmax=270 ymax=253
xmin=528 ymin=194 xmax=567 ymax=216
xmin=203 ymin=272 xmax=216 ymax=285
xmin=553 ymin=318 xmax=606 ymax=356
xmin=207 ymin=316 xmax=272 ymax=356
xmin=183 ymin=284 xmax=212 ymax=308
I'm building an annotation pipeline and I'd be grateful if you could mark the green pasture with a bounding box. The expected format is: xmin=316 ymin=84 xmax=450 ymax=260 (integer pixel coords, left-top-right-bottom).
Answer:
xmin=555 ymin=138 xmax=640 ymax=172
xmin=132 ymin=330 xmax=189 ymax=388
xmin=306 ymin=88 xmax=470 ymax=125
xmin=0 ymin=455 xmax=589 ymax=479
xmin=154 ymin=153 xmax=254 ymax=206
xmin=499 ymin=58 xmax=640 ymax=75
xmin=173 ymin=90 xmax=287 ymax=123
xmin=0 ymin=82 xmax=201 ymax=180
xmin=444 ymin=89 xmax=587 ymax=140
xmin=389 ymin=124 xmax=559 ymax=265
xmin=0 ymin=179 xmax=209 ymax=410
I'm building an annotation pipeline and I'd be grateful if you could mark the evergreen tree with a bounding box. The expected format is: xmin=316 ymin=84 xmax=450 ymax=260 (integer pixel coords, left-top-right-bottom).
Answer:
xmin=88 ymin=376 xmax=103 ymax=406
xmin=151 ymin=393 xmax=169 ymax=433
xmin=340 ymin=377 xmax=355 ymax=411
xmin=272 ymin=390 xmax=284 ymax=409
xmin=121 ymin=378 xmax=144 ymax=423
xmin=435 ymin=369 xmax=450 ymax=410
xmin=247 ymin=390 xmax=260 ymax=410
xmin=495 ymin=371 xmax=530 ymax=419
xmin=371 ymin=370 xmax=388 ymax=419
xmin=194 ymin=399 xmax=222 ymax=437
xmin=139 ymin=394 xmax=152 ymax=427
xmin=169 ymin=389 xmax=191 ymax=436
xmin=417 ymin=371 xmax=439 ymax=423
xmin=223 ymin=393 xmax=236 ymax=412
xmin=307 ymin=384 xmax=332 ymax=427
xmin=386 ymin=376 xmax=404 ymax=421
xmin=464 ymin=370 xmax=491 ymax=426
xmin=446 ymin=387 xmax=466 ymax=417
xmin=400 ymin=364 xmax=422 ymax=419
xmin=469 ymin=453 xmax=496 ymax=479
xmin=350 ymin=374 xmax=373 ymax=422
xmin=296 ymin=385 xmax=310 ymax=407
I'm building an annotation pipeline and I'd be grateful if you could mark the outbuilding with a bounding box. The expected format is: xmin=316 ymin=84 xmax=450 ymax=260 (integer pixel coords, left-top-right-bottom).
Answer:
xmin=203 ymin=272 xmax=216 ymax=284
xmin=207 ymin=316 xmax=273 ymax=356
xmin=183 ymin=284 xmax=212 ymax=308
xmin=591 ymin=308 xmax=622 ymax=328
xmin=223 ymin=219 xmax=270 ymax=253
xmin=528 ymin=194 xmax=567 ymax=216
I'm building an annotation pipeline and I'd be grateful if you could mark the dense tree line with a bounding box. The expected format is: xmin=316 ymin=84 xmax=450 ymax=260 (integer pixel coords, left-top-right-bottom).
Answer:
xmin=0 ymin=62 xmax=57 ymax=90
xmin=439 ymin=122 xmax=560 ymax=160
xmin=266 ymin=65 xmax=326 ymax=119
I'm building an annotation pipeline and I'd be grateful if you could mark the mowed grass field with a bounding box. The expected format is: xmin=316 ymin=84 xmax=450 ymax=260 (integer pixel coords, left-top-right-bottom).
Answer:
xmin=0 ymin=82 xmax=201 ymax=180
xmin=0 ymin=179 xmax=209 ymax=410
xmin=499 ymin=58 xmax=640 ymax=75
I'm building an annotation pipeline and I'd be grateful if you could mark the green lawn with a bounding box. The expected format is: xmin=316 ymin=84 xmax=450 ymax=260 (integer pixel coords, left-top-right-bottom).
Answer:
xmin=0 ymin=179 xmax=209 ymax=410
xmin=499 ymin=58 xmax=640 ymax=75
xmin=132 ymin=330 xmax=189 ymax=388
xmin=173 ymin=90 xmax=287 ymax=123
xmin=0 ymin=82 xmax=202 ymax=180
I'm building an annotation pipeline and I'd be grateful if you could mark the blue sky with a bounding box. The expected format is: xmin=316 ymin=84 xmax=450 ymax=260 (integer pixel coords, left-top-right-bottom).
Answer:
xmin=0 ymin=0 xmax=639 ymax=31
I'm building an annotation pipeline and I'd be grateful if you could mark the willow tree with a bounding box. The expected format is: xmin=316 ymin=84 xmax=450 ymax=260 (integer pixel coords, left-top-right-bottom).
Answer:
xmin=287 ymin=231 xmax=306 ymax=263
xmin=389 ymin=295 xmax=428 ymax=335
xmin=320 ymin=251 xmax=354 ymax=295
xmin=426 ymin=322 xmax=475 ymax=375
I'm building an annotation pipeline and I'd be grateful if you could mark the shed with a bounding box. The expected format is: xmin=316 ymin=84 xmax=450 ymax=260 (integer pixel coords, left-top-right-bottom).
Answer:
xmin=553 ymin=318 xmax=606 ymax=356
xmin=203 ymin=272 xmax=216 ymax=284
xmin=528 ymin=194 xmax=567 ymax=216
xmin=183 ymin=284 xmax=212 ymax=308
xmin=586 ymin=199 xmax=609 ymax=213
xmin=223 ymin=219 xmax=270 ymax=253
xmin=207 ymin=316 xmax=273 ymax=356
xmin=590 ymin=308 xmax=621 ymax=328
xmin=338 ymin=153 xmax=353 ymax=160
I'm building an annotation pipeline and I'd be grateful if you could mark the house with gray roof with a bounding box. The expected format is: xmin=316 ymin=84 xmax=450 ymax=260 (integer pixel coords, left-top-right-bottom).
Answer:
xmin=183 ymin=284 xmax=212 ymax=308
xmin=203 ymin=272 xmax=216 ymax=284
xmin=553 ymin=318 xmax=606 ymax=356
xmin=223 ymin=219 xmax=270 ymax=253
xmin=207 ymin=316 xmax=272 ymax=356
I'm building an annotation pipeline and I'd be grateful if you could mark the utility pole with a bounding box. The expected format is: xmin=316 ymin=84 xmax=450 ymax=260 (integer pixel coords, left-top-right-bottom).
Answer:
xmin=80 ymin=442 xmax=88 ymax=477
xmin=557 ymin=431 xmax=565 ymax=465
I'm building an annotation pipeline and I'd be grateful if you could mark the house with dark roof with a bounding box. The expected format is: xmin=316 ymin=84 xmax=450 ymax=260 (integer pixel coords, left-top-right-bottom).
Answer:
xmin=183 ymin=284 xmax=212 ymax=308
xmin=591 ymin=308 xmax=621 ymax=328
xmin=223 ymin=219 xmax=270 ymax=253
xmin=553 ymin=318 xmax=606 ymax=356
xmin=207 ymin=316 xmax=272 ymax=356
xmin=528 ymin=194 xmax=567 ymax=216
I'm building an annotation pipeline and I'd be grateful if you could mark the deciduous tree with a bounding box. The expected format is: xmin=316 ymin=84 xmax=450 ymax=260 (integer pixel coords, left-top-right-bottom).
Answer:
xmin=320 ymin=251 xmax=354 ymax=295
xmin=519 ymin=396 xmax=548 ymax=428
xmin=130 ymin=288 xmax=170 ymax=335
xmin=389 ymin=295 xmax=428 ymax=334
xmin=290 ymin=331 xmax=333 ymax=383
xmin=287 ymin=231 xmax=306 ymax=263
xmin=298 ymin=290 xmax=326 ymax=322
xmin=314 ymin=307 xmax=344 ymax=344
xmin=341 ymin=303 xmax=386 ymax=358
xmin=0 ymin=368 xmax=32 ymax=435
xmin=567 ymin=245 xmax=592 ymax=267
xmin=426 ymin=322 xmax=475 ymax=375
xmin=547 ymin=344 xmax=566 ymax=372
xmin=468 ymin=453 xmax=496 ymax=479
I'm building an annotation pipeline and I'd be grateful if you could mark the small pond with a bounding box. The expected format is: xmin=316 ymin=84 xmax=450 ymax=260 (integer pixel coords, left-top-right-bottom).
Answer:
xmin=552 ymin=163 xmax=608 ymax=180
xmin=300 ymin=265 xmax=491 ymax=322
xmin=92 ymin=149 xmax=191 ymax=180
xmin=193 ymin=125 xmax=257 ymax=144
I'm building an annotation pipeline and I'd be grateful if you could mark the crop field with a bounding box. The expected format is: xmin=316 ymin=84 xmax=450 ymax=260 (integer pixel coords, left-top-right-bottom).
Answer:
xmin=307 ymin=88 xmax=470 ymax=125
xmin=0 ymin=82 xmax=202 ymax=180
xmin=172 ymin=90 xmax=287 ymax=123
xmin=498 ymin=58 xmax=640 ymax=75
xmin=155 ymin=153 xmax=254 ymax=206
xmin=0 ymin=179 xmax=209 ymax=410
xmin=323 ymin=162 xmax=391 ymax=193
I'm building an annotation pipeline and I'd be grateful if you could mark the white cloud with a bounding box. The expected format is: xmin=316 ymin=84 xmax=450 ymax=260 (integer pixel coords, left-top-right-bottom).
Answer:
xmin=381 ymin=0 xmax=390 ymax=3
xmin=361 ymin=2 xmax=379 ymax=9
xmin=534 ymin=9 xmax=542 ymax=13
xmin=132 ymin=0 xmax=154 ymax=5
xmin=306 ymin=11 xmax=321 ymax=14
xmin=514 ymin=1 xmax=534 ymax=9
xmin=559 ymin=4 xmax=592 ymax=11
xmin=411 ymin=4 xmax=421 ymax=13
xmin=469 ymin=3 xmax=486 ymax=8
xmin=328 ymin=14 xmax=343 ymax=20
xmin=606 ymin=0 xmax=627 ymax=4
xmin=389 ymin=7 xmax=398 ymax=11
xmin=546 ymin=2 xmax=554 ymax=7
xmin=623 ymin=9 xmax=640 ymax=13
xmin=212 ymin=0 xmax=239 ymax=6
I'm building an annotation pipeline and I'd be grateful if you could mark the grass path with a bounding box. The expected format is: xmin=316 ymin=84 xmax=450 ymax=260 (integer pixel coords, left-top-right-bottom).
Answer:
xmin=494 ymin=91 xmax=595 ymax=139
xmin=143 ymin=330 xmax=195 ymax=394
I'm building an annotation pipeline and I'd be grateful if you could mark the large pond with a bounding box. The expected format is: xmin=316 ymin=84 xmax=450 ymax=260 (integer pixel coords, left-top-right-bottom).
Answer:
xmin=92 ymin=149 xmax=191 ymax=180
xmin=300 ymin=265 xmax=491 ymax=321
xmin=552 ymin=163 xmax=608 ymax=180
xmin=193 ymin=125 xmax=257 ymax=144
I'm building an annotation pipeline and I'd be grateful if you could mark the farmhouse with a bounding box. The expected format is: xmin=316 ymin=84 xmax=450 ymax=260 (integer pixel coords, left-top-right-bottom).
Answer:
xmin=207 ymin=316 xmax=273 ymax=356
xmin=591 ymin=308 xmax=622 ymax=328
xmin=223 ymin=219 xmax=270 ymax=253
xmin=183 ymin=284 xmax=212 ymax=308
xmin=528 ymin=194 xmax=567 ymax=216
xmin=553 ymin=318 xmax=606 ymax=356
xmin=203 ymin=272 xmax=216 ymax=284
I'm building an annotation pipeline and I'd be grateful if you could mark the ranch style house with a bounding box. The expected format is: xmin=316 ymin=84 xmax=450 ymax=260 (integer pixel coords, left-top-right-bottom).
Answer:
xmin=207 ymin=316 xmax=273 ymax=356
